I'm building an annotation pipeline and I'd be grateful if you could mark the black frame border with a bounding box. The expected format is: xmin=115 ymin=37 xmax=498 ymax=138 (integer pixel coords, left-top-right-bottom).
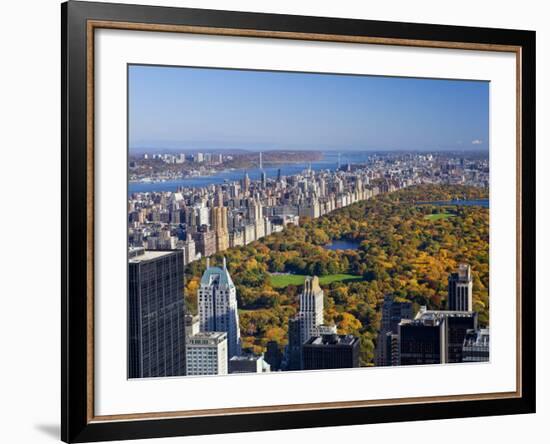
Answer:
xmin=62 ymin=1 xmax=536 ymax=442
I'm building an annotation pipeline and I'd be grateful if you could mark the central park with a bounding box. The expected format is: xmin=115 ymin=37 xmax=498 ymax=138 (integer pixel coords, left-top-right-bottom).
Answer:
xmin=184 ymin=184 xmax=489 ymax=366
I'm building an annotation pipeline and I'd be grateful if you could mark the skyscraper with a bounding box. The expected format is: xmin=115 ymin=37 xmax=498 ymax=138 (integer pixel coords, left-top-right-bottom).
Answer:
xmin=128 ymin=248 xmax=186 ymax=378
xmin=375 ymin=294 xmax=413 ymax=366
xmin=265 ymin=340 xmax=283 ymax=371
xmin=286 ymin=317 xmax=303 ymax=371
xmin=399 ymin=316 xmax=445 ymax=365
xmin=298 ymin=276 xmax=324 ymax=344
xmin=285 ymin=276 xmax=325 ymax=370
xmin=212 ymin=206 xmax=229 ymax=252
xmin=198 ymin=258 xmax=241 ymax=358
xmin=448 ymin=263 xmax=473 ymax=311
xmin=242 ymin=171 xmax=250 ymax=195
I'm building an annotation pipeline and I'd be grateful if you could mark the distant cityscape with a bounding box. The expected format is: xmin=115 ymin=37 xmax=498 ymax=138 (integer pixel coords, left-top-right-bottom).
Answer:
xmin=127 ymin=150 xmax=490 ymax=378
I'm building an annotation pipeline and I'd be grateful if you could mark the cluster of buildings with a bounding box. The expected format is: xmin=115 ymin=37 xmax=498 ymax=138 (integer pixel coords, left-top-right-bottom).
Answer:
xmin=128 ymin=152 xmax=489 ymax=267
xmin=128 ymin=247 xmax=488 ymax=379
xmin=127 ymin=152 xmax=490 ymax=378
xmin=128 ymin=164 xmax=408 ymax=266
xmin=140 ymin=152 xmax=226 ymax=165
xmin=375 ymin=264 xmax=489 ymax=367
xmin=128 ymin=249 xmax=271 ymax=378
xmin=128 ymin=250 xmax=359 ymax=378
xmin=283 ymin=276 xmax=360 ymax=371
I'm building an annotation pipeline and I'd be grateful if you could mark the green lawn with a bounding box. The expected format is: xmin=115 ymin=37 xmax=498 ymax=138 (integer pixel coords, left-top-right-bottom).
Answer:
xmin=270 ymin=273 xmax=362 ymax=288
xmin=424 ymin=213 xmax=456 ymax=221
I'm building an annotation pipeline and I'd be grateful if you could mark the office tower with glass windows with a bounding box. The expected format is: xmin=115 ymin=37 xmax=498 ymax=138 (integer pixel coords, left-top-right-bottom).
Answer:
xmin=128 ymin=248 xmax=186 ymax=378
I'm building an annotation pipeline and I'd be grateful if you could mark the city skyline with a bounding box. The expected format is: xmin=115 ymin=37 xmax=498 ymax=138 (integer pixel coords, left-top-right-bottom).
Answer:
xmin=129 ymin=65 xmax=489 ymax=153
xmin=128 ymin=149 xmax=490 ymax=377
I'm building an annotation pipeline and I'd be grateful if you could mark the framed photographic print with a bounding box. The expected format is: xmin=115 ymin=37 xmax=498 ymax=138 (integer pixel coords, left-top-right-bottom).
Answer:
xmin=61 ymin=1 xmax=536 ymax=442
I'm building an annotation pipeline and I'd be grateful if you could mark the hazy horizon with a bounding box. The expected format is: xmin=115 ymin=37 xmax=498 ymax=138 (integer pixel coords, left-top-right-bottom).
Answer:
xmin=129 ymin=65 xmax=489 ymax=153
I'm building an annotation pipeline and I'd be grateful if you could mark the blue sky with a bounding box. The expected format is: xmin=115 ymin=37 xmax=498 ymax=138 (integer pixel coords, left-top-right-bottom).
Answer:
xmin=129 ymin=64 xmax=489 ymax=152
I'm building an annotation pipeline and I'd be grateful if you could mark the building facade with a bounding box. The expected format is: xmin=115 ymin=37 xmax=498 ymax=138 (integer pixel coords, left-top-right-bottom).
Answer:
xmin=375 ymin=295 xmax=413 ymax=366
xmin=448 ymin=263 xmax=473 ymax=311
xmin=128 ymin=249 xmax=186 ymax=378
xmin=186 ymin=332 xmax=228 ymax=376
xmin=398 ymin=308 xmax=478 ymax=365
xmin=198 ymin=258 xmax=242 ymax=358
xmin=298 ymin=276 xmax=324 ymax=344
xmin=462 ymin=328 xmax=490 ymax=362
xmin=302 ymin=333 xmax=360 ymax=370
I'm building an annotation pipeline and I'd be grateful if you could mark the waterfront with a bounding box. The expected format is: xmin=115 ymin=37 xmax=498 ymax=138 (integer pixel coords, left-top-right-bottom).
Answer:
xmin=128 ymin=151 xmax=373 ymax=195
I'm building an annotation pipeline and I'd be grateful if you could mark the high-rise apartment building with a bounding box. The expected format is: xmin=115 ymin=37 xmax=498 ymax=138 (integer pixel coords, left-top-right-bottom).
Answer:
xmin=194 ymin=229 xmax=216 ymax=258
xmin=198 ymin=258 xmax=241 ymax=358
xmin=448 ymin=263 xmax=473 ymax=311
xmin=128 ymin=249 xmax=186 ymax=378
xmin=285 ymin=276 xmax=325 ymax=370
xmin=298 ymin=276 xmax=324 ymax=345
xmin=212 ymin=206 xmax=229 ymax=252
xmin=185 ymin=332 xmax=228 ymax=376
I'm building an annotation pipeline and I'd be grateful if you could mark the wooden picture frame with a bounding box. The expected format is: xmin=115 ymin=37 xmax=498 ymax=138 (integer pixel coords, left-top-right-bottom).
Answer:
xmin=62 ymin=1 xmax=536 ymax=442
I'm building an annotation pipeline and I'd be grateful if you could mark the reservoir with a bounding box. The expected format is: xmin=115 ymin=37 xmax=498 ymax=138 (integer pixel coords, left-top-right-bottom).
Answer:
xmin=419 ymin=199 xmax=489 ymax=208
xmin=323 ymin=239 xmax=362 ymax=251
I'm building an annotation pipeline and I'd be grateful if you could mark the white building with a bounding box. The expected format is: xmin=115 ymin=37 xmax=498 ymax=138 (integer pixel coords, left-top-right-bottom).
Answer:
xmin=186 ymin=332 xmax=228 ymax=376
xmin=198 ymin=258 xmax=242 ymax=358
xmin=298 ymin=276 xmax=324 ymax=344
xmin=185 ymin=314 xmax=200 ymax=337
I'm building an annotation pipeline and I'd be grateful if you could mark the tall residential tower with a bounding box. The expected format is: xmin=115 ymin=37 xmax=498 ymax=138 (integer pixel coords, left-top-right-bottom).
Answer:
xmin=298 ymin=276 xmax=324 ymax=344
xmin=448 ymin=263 xmax=473 ymax=311
xmin=198 ymin=258 xmax=241 ymax=358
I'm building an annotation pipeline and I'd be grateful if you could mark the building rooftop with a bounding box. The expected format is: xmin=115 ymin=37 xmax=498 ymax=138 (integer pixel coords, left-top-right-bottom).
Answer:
xmin=415 ymin=307 xmax=476 ymax=320
xmin=229 ymin=355 xmax=263 ymax=362
xmin=399 ymin=307 xmax=477 ymax=328
xmin=463 ymin=328 xmax=490 ymax=347
xmin=200 ymin=258 xmax=234 ymax=287
xmin=128 ymin=248 xmax=178 ymax=263
xmin=305 ymin=334 xmax=358 ymax=347
xmin=187 ymin=331 xmax=227 ymax=344
xmin=449 ymin=263 xmax=472 ymax=282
